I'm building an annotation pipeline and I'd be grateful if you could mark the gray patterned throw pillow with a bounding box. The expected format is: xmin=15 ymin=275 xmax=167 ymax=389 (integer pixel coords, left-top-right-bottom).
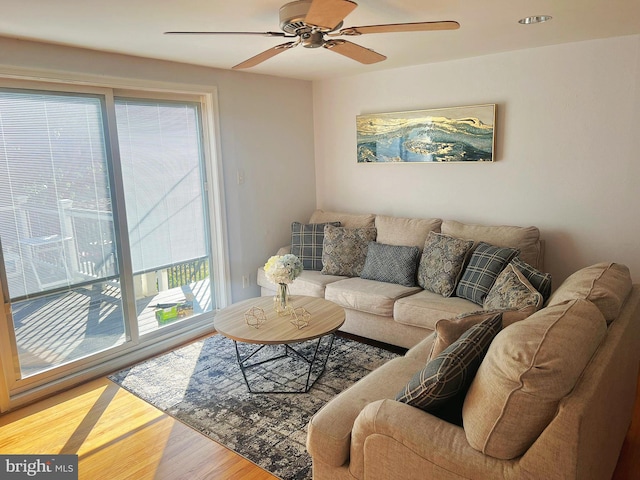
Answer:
xmin=360 ymin=241 xmax=421 ymax=287
xmin=396 ymin=313 xmax=502 ymax=412
xmin=321 ymin=225 xmax=377 ymax=277
xmin=417 ymin=232 xmax=475 ymax=297
xmin=291 ymin=221 xmax=341 ymax=271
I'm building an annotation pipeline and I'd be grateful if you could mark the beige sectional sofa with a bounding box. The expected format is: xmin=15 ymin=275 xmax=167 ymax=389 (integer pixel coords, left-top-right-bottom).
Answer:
xmin=257 ymin=210 xmax=640 ymax=479
xmin=307 ymin=262 xmax=640 ymax=480
xmin=257 ymin=209 xmax=544 ymax=348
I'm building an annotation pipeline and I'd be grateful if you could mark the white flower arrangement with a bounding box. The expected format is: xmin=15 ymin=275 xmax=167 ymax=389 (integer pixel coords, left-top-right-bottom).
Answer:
xmin=264 ymin=254 xmax=303 ymax=285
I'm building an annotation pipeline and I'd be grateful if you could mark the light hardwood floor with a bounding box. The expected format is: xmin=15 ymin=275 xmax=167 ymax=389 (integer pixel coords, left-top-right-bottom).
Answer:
xmin=0 ymin=376 xmax=276 ymax=480
xmin=0 ymin=344 xmax=638 ymax=479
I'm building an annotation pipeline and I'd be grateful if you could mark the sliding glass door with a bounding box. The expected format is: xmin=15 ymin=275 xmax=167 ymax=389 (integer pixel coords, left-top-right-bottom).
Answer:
xmin=0 ymin=83 xmax=218 ymax=399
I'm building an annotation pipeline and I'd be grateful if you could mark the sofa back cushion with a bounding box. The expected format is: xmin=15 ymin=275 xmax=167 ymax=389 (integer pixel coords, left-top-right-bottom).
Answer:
xmin=374 ymin=215 xmax=442 ymax=249
xmin=441 ymin=220 xmax=543 ymax=269
xmin=309 ymin=209 xmax=375 ymax=228
xmin=462 ymin=299 xmax=607 ymax=460
xmin=547 ymin=262 xmax=632 ymax=324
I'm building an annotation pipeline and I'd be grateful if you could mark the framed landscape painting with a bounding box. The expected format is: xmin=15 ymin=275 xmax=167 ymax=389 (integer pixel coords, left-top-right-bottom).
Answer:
xmin=356 ymin=104 xmax=496 ymax=163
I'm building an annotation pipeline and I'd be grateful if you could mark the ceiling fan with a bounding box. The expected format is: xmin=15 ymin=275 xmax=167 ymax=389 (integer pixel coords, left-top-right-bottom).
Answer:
xmin=165 ymin=0 xmax=460 ymax=69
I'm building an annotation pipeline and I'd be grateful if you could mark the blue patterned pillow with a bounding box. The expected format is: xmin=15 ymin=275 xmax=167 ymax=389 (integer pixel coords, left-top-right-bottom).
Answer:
xmin=456 ymin=242 xmax=519 ymax=305
xmin=291 ymin=221 xmax=340 ymax=271
xmin=396 ymin=313 xmax=502 ymax=414
xmin=360 ymin=242 xmax=421 ymax=287
xmin=510 ymin=257 xmax=552 ymax=302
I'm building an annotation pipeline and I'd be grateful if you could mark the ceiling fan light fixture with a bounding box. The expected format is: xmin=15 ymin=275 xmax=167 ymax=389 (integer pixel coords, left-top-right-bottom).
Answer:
xmin=518 ymin=15 xmax=552 ymax=25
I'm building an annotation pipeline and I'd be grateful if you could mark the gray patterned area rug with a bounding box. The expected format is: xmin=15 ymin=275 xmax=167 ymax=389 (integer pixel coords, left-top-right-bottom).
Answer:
xmin=109 ymin=334 xmax=399 ymax=480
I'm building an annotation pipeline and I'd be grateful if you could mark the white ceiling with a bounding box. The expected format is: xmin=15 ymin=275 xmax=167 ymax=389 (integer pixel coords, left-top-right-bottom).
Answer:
xmin=1 ymin=0 xmax=639 ymax=81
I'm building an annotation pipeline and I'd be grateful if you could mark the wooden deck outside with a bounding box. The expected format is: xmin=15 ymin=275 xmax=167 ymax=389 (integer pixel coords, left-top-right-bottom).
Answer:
xmin=11 ymin=278 xmax=212 ymax=378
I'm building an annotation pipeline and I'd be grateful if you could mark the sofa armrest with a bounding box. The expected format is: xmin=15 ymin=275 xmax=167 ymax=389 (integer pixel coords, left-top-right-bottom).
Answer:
xmin=350 ymin=399 xmax=515 ymax=480
xmin=307 ymin=357 xmax=426 ymax=469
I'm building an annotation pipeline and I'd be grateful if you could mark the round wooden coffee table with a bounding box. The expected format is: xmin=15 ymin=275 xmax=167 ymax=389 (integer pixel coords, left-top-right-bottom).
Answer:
xmin=214 ymin=295 xmax=345 ymax=393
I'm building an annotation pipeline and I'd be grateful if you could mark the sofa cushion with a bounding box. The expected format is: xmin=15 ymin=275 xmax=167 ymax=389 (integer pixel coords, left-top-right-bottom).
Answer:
xmin=428 ymin=307 xmax=535 ymax=361
xmin=290 ymin=221 xmax=340 ymax=271
xmin=374 ymin=214 xmax=442 ymax=249
xmin=441 ymin=220 xmax=543 ymax=269
xmin=360 ymin=242 xmax=420 ymax=287
xmin=463 ymin=299 xmax=607 ymax=460
xmin=417 ymin=232 xmax=475 ymax=297
xmin=394 ymin=290 xmax=479 ymax=330
xmin=456 ymin=242 xmax=519 ymax=305
xmin=325 ymin=277 xmax=421 ymax=317
xmin=309 ymin=209 xmax=375 ymax=228
xmin=257 ymin=268 xmax=346 ymax=297
xmin=396 ymin=314 xmax=501 ymax=417
xmin=483 ymin=264 xmax=543 ymax=312
xmin=547 ymin=262 xmax=632 ymax=324
xmin=321 ymin=225 xmax=377 ymax=277
xmin=510 ymin=256 xmax=552 ymax=302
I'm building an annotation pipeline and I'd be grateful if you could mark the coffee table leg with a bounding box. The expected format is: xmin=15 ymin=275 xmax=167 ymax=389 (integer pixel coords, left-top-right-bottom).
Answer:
xmin=233 ymin=341 xmax=288 ymax=393
xmin=285 ymin=334 xmax=335 ymax=392
xmin=233 ymin=334 xmax=336 ymax=394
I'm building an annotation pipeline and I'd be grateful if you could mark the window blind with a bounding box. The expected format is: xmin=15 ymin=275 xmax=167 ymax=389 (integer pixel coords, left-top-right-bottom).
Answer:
xmin=0 ymin=90 xmax=116 ymax=299
xmin=115 ymin=99 xmax=207 ymax=274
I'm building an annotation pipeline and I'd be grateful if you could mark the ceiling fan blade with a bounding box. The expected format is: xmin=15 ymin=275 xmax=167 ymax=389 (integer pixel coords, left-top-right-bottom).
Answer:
xmin=165 ymin=31 xmax=291 ymax=37
xmin=338 ymin=21 xmax=460 ymax=36
xmin=305 ymin=0 xmax=358 ymax=30
xmin=232 ymin=42 xmax=297 ymax=69
xmin=323 ymin=39 xmax=386 ymax=64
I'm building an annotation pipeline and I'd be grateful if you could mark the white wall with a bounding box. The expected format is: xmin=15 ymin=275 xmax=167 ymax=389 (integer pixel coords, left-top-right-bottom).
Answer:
xmin=313 ymin=35 xmax=640 ymax=286
xmin=0 ymin=37 xmax=317 ymax=302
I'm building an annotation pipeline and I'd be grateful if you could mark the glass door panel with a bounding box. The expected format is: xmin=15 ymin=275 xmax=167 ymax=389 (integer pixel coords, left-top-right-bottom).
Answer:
xmin=115 ymin=99 xmax=214 ymax=334
xmin=0 ymin=89 xmax=125 ymax=378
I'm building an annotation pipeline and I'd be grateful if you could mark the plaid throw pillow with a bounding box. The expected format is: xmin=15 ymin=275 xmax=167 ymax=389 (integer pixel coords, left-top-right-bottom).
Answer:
xmin=360 ymin=241 xmax=421 ymax=287
xmin=456 ymin=242 xmax=519 ymax=305
xmin=291 ymin=221 xmax=340 ymax=271
xmin=396 ymin=313 xmax=502 ymax=414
